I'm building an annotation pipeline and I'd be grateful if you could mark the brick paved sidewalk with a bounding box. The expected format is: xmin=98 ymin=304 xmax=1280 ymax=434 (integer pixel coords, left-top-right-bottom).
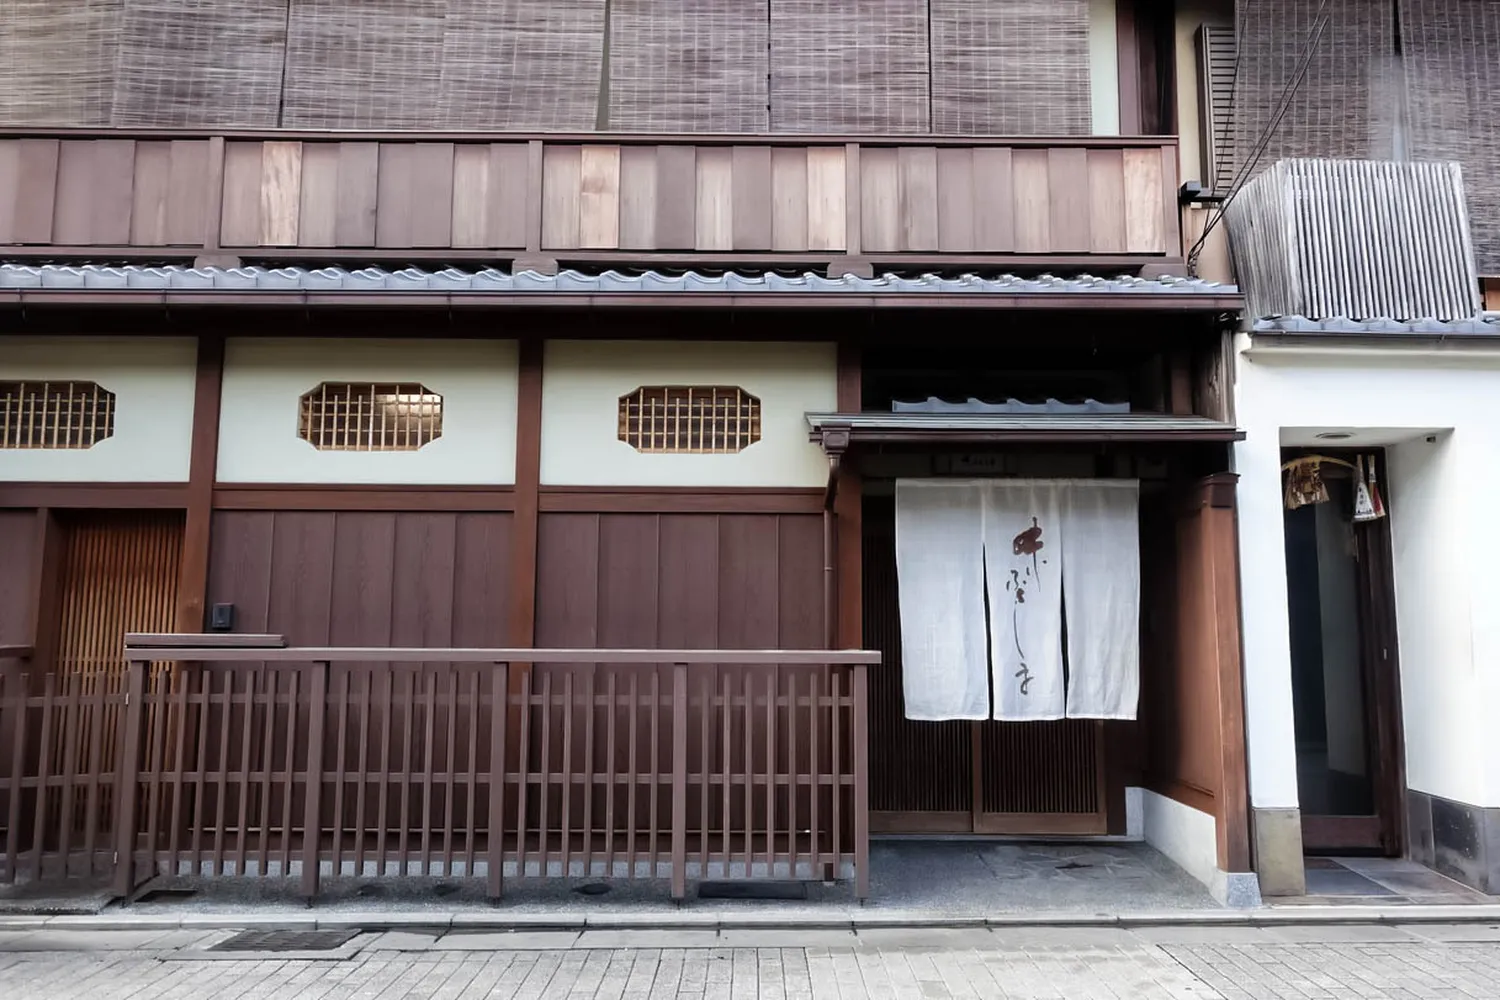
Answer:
xmin=4 ymin=925 xmax=1500 ymax=998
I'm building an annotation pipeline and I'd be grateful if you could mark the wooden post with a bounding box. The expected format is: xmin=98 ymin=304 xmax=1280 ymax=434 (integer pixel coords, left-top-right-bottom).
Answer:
xmin=300 ymin=661 xmax=328 ymax=899
xmin=852 ymin=664 xmax=870 ymax=900
xmin=1202 ymin=474 xmax=1251 ymax=873
xmin=112 ymin=658 xmax=146 ymax=898
xmin=487 ymin=662 xmax=509 ymax=900
xmin=175 ymin=336 xmax=224 ymax=634
xmin=670 ymin=662 xmax=688 ymax=901
xmin=507 ymin=338 xmax=542 ymax=783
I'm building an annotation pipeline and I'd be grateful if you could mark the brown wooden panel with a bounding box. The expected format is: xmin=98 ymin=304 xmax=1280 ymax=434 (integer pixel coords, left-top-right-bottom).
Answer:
xmin=1012 ymin=148 xmax=1051 ymax=252
xmin=390 ymin=514 xmax=458 ymax=646
xmin=770 ymin=147 xmax=809 ymax=252
xmin=694 ymin=147 xmax=733 ymax=252
xmin=451 ymin=145 xmax=489 ymax=249
xmin=731 ymin=146 xmax=774 ymax=251
xmin=52 ymin=141 xmax=98 ymax=245
xmin=130 ymin=141 xmax=172 ymax=245
xmin=618 ymin=145 xmax=658 ymax=250
xmin=266 ymin=512 xmax=337 ymax=645
xmin=806 ymin=146 xmax=846 ymax=252
xmin=165 ymin=140 xmax=210 ymax=246
xmin=596 ymin=515 xmax=661 ymax=649
xmin=654 ymin=145 xmax=697 ymax=250
xmin=535 ymin=513 xmax=601 ymax=647
xmin=89 ymin=140 xmax=138 ymax=245
xmin=656 ymin=515 xmax=720 ymax=649
xmin=1088 ymin=148 xmax=1128 ymax=253
xmin=935 ymin=147 xmax=975 ymax=252
xmin=541 ymin=144 xmax=582 ymax=251
xmin=1124 ymin=146 xmax=1166 ymax=253
xmin=0 ymin=511 xmax=38 ymax=646
xmin=717 ymin=515 xmax=781 ymax=647
xmin=1047 ymin=147 xmax=1092 ymax=253
xmin=898 ymin=146 xmax=939 ymax=252
xmin=13 ymin=139 xmax=59 ymax=244
xmin=776 ymin=515 xmax=825 ymax=648
xmin=410 ymin=143 xmax=456 ymax=249
xmin=206 ymin=511 xmax=275 ymax=634
xmin=298 ymin=143 xmax=341 ymax=248
xmin=219 ymin=141 xmax=263 ymax=247
xmin=328 ymin=513 xmax=399 ymax=646
xmin=451 ymin=513 xmax=512 ymax=647
xmin=259 ymin=141 xmax=303 ymax=247
xmin=488 ymin=144 xmax=531 ymax=250
xmin=335 ymin=142 xmax=381 ymax=247
xmin=860 ymin=147 xmax=900 ymax=253
xmin=374 ymin=144 xmax=416 ymax=249
xmin=972 ymin=147 xmax=1015 ymax=252
xmin=578 ymin=145 xmax=622 ymax=250
xmin=0 ymin=142 xmax=21 ymax=243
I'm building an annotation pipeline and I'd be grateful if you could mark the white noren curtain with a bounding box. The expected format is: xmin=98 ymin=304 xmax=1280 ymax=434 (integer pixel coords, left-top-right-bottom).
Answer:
xmin=1061 ymin=480 xmax=1141 ymax=719
xmin=984 ymin=480 xmax=1066 ymax=720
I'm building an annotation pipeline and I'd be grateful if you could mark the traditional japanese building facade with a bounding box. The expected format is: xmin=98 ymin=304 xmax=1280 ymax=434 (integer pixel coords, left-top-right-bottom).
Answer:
xmin=1 ymin=1 xmax=1264 ymax=904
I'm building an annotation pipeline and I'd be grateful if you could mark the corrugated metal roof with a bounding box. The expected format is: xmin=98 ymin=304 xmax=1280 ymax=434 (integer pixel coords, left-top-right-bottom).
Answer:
xmin=806 ymin=411 xmax=1244 ymax=444
xmin=0 ymin=263 xmax=1239 ymax=297
xmin=1251 ymin=315 xmax=1500 ymax=336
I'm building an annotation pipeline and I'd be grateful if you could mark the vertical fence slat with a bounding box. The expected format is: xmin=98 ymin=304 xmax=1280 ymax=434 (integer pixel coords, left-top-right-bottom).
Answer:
xmin=463 ymin=669 xmax=479 ymax=877
xmin=328 ymin=669 xmax=349 ymax=880
xmin=670 ymin=663 xmax=687 ymax=900
xmin=212 ymin=670 xmax=232 ymax=875
xmin=111 ymin=660 xmax=145 ymax=896
xmin=376 ymin=668 xmax=393 ymax=876
xmin=420 ymin=668 xmax=436 ymax=875
xmin=514 ymin=670 xmax=532 ymax=878
xmin=301 ymin=662 xmax=327 ymax=897
xmin=625 ymin=671 xmax=638 ymax=875
xmin=233 ymin=668 xmax=256 ymax=876
xmin=486 ymin=663 xmax=507 ymax=899
xmin=278 ymin=669 xmax=299 ymax=880
xmin=4 ymin=672 xmax=29 ymax=883
xmin=256 ymin=669 xmax=276 ymax=878
xmin=853 ymin=665 xmax=870 ymax=899
xmin=580 ymin=668 xmax=595 ymax=879
xmin=33 ymin=675 xmax=56 ymax=881
xmin=560 ymin=670 xmax=573 ymax=877
xmin=537 ymin=671 xmax=552 ymax=872
xmin=353 ymin=670 xmax=372 ymax=876
xmin=55 ymin=672 xmax=81 ymax=874
xmin=396 ymin=671 xmax=413 ymax=873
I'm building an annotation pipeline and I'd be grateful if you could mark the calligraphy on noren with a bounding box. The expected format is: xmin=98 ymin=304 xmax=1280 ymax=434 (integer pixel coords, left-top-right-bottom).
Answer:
xmin=1008 ymin=517 xmax=1046 ymax=696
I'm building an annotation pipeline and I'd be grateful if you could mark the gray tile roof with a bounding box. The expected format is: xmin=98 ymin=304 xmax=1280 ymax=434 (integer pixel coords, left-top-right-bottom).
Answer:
xmin=0 ymin=263 xmax=1239 ymax=297
xmin=1251 ymin=315 xmax=1500 ymax=335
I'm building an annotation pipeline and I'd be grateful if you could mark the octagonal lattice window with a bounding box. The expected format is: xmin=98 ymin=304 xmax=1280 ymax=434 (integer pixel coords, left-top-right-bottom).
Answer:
xmin=299 ymin=382 xmax=443 ymax=452
xmin=618 ymin=386 xmax=761 ymax=454
xmin=1 ymin=380 xmax=116 ymax=449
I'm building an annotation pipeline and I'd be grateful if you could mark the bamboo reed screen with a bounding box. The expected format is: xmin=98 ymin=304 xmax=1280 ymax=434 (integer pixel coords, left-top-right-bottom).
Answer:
xmin=0 ymin=381 xmax=116 ymax=450
xmin=607 ymin=0 xmax=770 ymax=132
xmin=617 ymin=387 xmax=762 ymax=454
xmin=111 ymin=0 xmax=287 ymax=127
xmin=282 ymin=0 xmax=447 ymax=129
xmin=769 ymin=1 xmax=930 ymax=134
xmin=0 ymin=0 xmax=122 ymax=126
xmin=298 ymin=382 xmax=443 ymax=452
xmin=929 ymin=0 xmax=1092 ymax=136
xmin=1399 ymin=0 xmax=1500 ymax=274
xmin=438 ymin=0 xmax=605 ymax=131
xmin=1233 ymin=0 xmax=1397 ymax=177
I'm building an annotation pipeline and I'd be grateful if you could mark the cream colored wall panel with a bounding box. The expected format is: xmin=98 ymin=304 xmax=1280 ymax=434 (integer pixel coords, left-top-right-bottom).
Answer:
xmin=0 ymin=337 xmax=196 ymax=482
xmin=217 ymin=338 xmax=518 ymax=485
xmin=541 ymin=340 xmax=836 ymax=487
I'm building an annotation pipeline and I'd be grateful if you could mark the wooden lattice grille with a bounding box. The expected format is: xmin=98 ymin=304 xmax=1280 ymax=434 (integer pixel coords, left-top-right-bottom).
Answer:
xmin=0 ymin=380 xmax=116 ymax=449
xmin=618 ymin=386 xmax=762 ymax=454
xmin=298 ymin=382 xmax=443 ymax=452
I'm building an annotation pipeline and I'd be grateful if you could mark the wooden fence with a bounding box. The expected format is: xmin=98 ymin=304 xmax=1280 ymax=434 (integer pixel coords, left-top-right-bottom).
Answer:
xmin=0 ymin=639 xmax=879 ymax=901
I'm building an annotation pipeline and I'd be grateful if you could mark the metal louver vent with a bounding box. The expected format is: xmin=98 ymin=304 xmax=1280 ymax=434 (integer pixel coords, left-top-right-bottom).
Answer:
xmin=1196 ymin=25 xmax=1237 ymax=194
xmin=1225 ymin=158 xmax=1480 ymax=322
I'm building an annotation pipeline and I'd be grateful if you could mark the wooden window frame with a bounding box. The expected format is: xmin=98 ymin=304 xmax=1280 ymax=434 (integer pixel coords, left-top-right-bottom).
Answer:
xmin=297 ymin=381 xmax=443 ymax=452
xmin=617 ymin=385 xmax=762 ymax=454
xmin=0 ymin=379 xmax=117 ymax=450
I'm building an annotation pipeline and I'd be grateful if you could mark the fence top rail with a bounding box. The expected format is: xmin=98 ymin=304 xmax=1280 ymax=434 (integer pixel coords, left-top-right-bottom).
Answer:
xmin=121 ymin=637 xmax=880 ymax=666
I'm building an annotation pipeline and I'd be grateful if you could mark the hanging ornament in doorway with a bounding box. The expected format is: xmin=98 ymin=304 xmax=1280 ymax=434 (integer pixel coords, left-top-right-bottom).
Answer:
xmin=1353 ymin=455 xmax=1379 ymax=521
xmin=1282 ymin=456 xmax=1330 ymax=510
xmin=1358 ymin=454 xmax=1387 ymax=520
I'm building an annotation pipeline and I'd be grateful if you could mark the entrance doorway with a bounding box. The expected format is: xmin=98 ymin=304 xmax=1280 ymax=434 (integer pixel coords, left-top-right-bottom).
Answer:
xmin=1282 ymin=449 xmax=1404 ymax=854
xmin=862 ymin=495 xmax=1107 ymax=835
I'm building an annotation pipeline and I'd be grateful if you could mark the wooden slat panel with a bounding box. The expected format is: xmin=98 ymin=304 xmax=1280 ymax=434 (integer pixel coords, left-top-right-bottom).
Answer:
xmin=1124 ymin=147 xmax=1166 ymax=253
xmin=936 ymin=147 xmax=975 ymax=252
xmin=1088 ymin=148 xmax=1127 ymax=253
xmin=972 ymin=147 xmax=1015 ymax=252
xmin=860 ymin=147 xmax=900 ymax=253
xmin=165 ymin=140 xmax=209 ymax=246
xmin=450 ymin=145 xmax=491 ymax=248
xmin=694 ymin=147 xmax=733 ymax=252
xmin=488 ymin=144 xmax=531 ymax=249
xmin=1047 ymin=147 xmax=1091 ymax=253
xmin=219 ymin=141 xmax=263 ymax=247
xmin=618 ymin=146 xmax=658 ymax=250
xmin=541 ymin=144 xmax=582 ymax=250
xmin=655 ymin=146 xmax=697 ymax=250
xmin=579 ymin=145 xmax=622 ymax=250
xmin=806 ymin=146 xmax=846 ymax=252
xmin=375 ymin=144 xmax=416 ymax=249
xmin=13 ymin=138 xmax=60 ymax=244
xmin=0 ymin=142 xmax=20 ymax=243
xmin=260 ymin=141 xmax=303 ymax=247
xmin=335 ymin=142 xmax=381 ymax=247
xmin=52 ymin=141 xmax=96 ymax=245
xmin=771 ymin=147 xmax=809 ymax=251
xmin=409 ymin=142 xmax=456 ymax=248
xmin=131 ymin=141 xmax=173 ymax=245
xmin=91 ymin=140 xmax=137 ymax=245
xmin=731 ymin=146 xmax=773 ymax=251
xmin=898 ymin=146 xmax=939 ymax=252
xmin=1012 ymin=148 xmax=1051 ymax=252
xmin=298 ymin=143 xmax=341 ymax=248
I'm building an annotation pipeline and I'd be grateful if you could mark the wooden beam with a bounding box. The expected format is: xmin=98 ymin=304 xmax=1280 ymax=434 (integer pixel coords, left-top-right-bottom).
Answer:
xmin=835 ymin=343 xmax=862 ymax=650
xmin=509 ymin=338 xmax=543 ymax=657
xmin=1202 ymin=473 xmax=1251 ymax=874
xmin=175 ymin=336 xmax=224 ymax=632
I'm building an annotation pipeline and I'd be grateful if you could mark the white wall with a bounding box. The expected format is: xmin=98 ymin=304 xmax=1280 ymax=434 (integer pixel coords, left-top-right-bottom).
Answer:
xmin=1234 ymin=338 xmax=1500 ymax=809
xmin=540 ymin=340 xmax=836 ymax=488
xmin=217 ymin=338 xmax=518 ymax=485
xmin=0 ymin=337 xmax=196 ymax=482
xmin=1141 ymin=790 xmax=1220 ymax=890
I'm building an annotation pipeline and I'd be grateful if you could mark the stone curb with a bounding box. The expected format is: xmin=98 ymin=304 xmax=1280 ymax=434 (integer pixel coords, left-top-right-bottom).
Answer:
xmin=1 ymin=904 xmax=1498 ymax=934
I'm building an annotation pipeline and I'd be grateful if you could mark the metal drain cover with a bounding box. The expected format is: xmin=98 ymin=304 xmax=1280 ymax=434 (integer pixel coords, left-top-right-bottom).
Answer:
xmin=211 ymin=929 xmax=357 ymax=953
xmin=698 ymin=881 xmax=807 ymax=901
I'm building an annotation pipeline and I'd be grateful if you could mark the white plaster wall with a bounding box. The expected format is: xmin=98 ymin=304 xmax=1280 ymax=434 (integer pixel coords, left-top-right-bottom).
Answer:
xmin=0 ymin=337 xmax=196 ymax=482
xmin=1089 ymin=0 xmax=1120 ymax=136
xmin=1234 ymin=338 xmax=1500 ymax=809
xmin=217 ymin=339 xmax=518 ymax=485
xmin=1142 ymin=790 xmax=1220 ymax=889
xmin=540 ymin=341 xmax=836 ymax=488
